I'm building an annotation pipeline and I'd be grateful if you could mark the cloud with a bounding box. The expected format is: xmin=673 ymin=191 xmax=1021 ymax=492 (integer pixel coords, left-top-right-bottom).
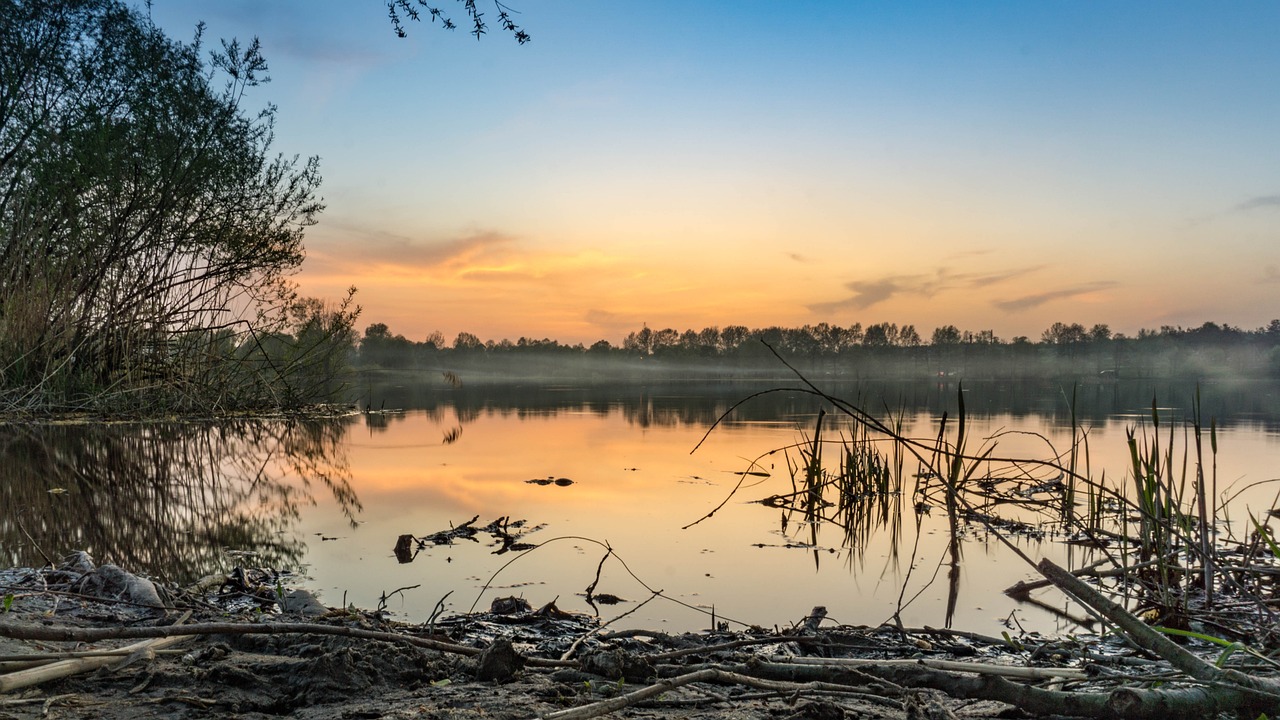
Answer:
xmin=788 ymin=253 xmax=809 ymax=263
xmin=1261 ymin=265 xmax=1280 ymax=284
xmin=993 ymin=281 xmax=1117 ymax=312
xmin=584 ymin=308 xmax=641 ymax=337
xmin=306 ymin=222 xmax=514 ymax=277
xmin=808 ymin=264 xmax=1044 ymax=313
xmin=1236 ymin=194 xmax=1280 ymax=212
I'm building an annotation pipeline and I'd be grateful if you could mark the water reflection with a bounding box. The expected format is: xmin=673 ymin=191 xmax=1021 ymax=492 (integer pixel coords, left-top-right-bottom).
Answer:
xmin=0 ymin=416 xmax=361 ymax=583
xmin=2 ymin=376 xmax=1278 ymax=635
xmin=361 ymin=376 xmax=1280 ymax=433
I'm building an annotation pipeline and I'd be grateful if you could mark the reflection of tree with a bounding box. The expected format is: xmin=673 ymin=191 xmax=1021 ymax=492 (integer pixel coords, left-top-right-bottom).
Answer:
xmin=362 ymin=377 xmax=1280 ymax=433
xmin=0 ymin=416 xmax=360 ymax=583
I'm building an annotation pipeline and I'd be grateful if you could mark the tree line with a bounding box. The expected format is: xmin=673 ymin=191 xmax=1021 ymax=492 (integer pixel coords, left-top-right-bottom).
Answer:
xmin=356 ymin=319 xmax=1280 ymax=379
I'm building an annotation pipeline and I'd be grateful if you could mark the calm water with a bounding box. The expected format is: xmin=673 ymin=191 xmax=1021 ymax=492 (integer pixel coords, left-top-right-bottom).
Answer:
xmin=3 ymin=377 xmax=1280 ymax=637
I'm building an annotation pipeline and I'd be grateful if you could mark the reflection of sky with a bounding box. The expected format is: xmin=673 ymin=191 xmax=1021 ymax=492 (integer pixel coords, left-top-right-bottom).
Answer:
xmin=296 ymin=404 xmax=1280 ymax=635
xmin=144 ymin=1 xmax=1280 ymax=345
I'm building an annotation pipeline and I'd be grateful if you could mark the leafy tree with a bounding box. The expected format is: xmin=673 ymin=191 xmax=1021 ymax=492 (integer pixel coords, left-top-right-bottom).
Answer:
xmin=453 ymin=331 xmax=483 ymax=351
xmin=1041 ymin=322 xmax=1088 ymax=345
xmin=863 ymin=322 xmax=899 ymax=347
xmin=0 ymin=0 xmax=346 ymax=411
xmin=385 ymin=0 xmax=530 ymax=42
xmin=932 ymin=325 xmax=962 ymax=345
xmin=898 ymin=324 xmax=922 ymax=347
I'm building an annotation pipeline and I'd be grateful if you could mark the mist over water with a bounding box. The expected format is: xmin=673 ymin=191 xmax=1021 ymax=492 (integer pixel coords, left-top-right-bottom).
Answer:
xmin=4 ymin=376 xmax=1279 ymax=635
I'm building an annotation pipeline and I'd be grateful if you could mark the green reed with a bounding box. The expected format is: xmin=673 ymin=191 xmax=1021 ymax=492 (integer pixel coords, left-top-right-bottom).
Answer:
xmin=701 ymin=345 xmax=1276 ymax=643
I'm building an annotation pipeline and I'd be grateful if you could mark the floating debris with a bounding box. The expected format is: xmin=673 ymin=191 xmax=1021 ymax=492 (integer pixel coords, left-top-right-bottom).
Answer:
xmin=394 ymin=516 xmax=545 ymax=563
xmin=526 ymin=476 xmax=574 ymax=486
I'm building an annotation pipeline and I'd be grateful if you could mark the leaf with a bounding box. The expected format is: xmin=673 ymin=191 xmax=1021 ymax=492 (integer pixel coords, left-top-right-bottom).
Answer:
xmin=1251 ymin=514 xmax=1280 ymax=560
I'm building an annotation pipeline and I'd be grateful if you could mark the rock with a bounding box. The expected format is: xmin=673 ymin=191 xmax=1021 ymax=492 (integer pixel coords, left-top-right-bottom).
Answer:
xmin=279 ymin=588 xmax=328 ymax=617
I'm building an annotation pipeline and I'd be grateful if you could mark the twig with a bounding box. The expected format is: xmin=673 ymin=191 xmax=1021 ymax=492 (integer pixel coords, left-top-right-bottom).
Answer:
xmin=768 ymin=655 xmax=1088 ymax=681
xmin=536 ymin=668 xmax=718 ymax=720
xmin=560 ymin=590 xmax=662 ymax=662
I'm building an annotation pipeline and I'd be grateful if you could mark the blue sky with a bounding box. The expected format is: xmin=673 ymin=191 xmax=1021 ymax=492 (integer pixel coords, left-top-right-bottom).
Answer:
xmin=146 ymin=1 xmax=1280 ymax=344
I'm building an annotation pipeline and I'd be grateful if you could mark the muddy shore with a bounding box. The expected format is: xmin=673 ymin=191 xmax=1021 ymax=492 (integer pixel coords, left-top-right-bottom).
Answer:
xmin=0 ymin=559 xmax=1157 ymax=719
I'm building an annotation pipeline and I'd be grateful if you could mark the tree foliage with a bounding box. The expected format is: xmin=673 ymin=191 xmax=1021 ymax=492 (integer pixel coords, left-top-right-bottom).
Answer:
xmin=0 ymin=0 xmax=357 ymax=413
xmin=385 ymin=0 xmax=530 ymax=43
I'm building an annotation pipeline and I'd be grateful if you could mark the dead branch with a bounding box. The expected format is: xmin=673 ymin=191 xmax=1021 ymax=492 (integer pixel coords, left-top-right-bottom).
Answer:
xmin=1037 ymin=558 xmax=1280 ymax=698
xmin=0 ymin=612 xmax=193 ymax=693
xmin=537 ymin=668 xmax=719 ymax=720
xmin=0 ymin=619 xmax=573 ymax=670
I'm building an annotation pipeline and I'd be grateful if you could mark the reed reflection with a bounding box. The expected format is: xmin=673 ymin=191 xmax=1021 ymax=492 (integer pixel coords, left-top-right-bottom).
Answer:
xmin=0 ymin=416 xmax=361 ymax=582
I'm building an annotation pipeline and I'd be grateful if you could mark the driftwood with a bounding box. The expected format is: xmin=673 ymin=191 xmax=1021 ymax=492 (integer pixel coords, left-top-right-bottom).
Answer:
xmin=0 ymin=619 xmax=569 ymax=670
xmin=0 ymin=612 xmax=192 ymax=694
xmin=1035 ymin=558 xmax=1280 ymax=714
xmin=6 ymin=566 xmax=1280 ymax=720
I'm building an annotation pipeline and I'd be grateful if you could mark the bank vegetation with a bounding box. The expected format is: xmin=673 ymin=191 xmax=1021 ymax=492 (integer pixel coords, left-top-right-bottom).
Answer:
xmin=0 ymin=0 xmax=358 ymax=417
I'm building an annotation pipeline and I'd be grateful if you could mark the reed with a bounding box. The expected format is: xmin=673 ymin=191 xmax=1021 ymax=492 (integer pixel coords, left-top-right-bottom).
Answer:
xmin=702 ymin=344 xmax=1280 ymax=649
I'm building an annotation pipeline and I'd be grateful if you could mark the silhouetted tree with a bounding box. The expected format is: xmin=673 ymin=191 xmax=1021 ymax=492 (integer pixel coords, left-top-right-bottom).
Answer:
xmin=453 ymin=331 xmax=483 ymax=351
xmin=1042 ymin=322 xmax=1089 ymax=344
xmin=932 ymin=325 xmax=962 ymax=345
xmin=0 ymin=0 xmax=343 ymax=411
xmin=386 ymin=0 xmax=530 ymax=42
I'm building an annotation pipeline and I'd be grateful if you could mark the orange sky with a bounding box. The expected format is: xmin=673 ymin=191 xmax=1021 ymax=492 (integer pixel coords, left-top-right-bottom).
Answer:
xmin=152 ymin=2 xmax=1280 ymax=346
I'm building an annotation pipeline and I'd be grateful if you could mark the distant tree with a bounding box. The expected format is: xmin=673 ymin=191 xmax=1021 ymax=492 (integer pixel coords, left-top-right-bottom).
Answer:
xmin=967 ymin=329 xmax=1001 ymax=345
xmin=421 ymin=330 xmax=446 ymax=349
xmin=453 ymin=331 xmax=483 ymax=351
xmin=697 ymin=326 xmax=722 ymax=355
xmin=721 ymin=325 xmax=750 ymax=352
xmin=898 ymin=325 xmax=922 ymax=347
xmin=863 ymin=322 xmax=899 ymax=347
xmin=651 ymin=328 xmax=679 ymax=355
xmin=1041 ymin=322 xmax=1088 ymax=344
xmin=1088 ymin=324 xmax=1112 ymax=343
xmin=385 ymin=0 xmax=530 ymax=42
xmin=932 ymin=325 xmax=962 ymax=345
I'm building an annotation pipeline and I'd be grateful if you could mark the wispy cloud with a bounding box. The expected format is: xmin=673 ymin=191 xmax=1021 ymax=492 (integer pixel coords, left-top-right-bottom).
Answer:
xmin=993 ymin=281 xmax=1117 ymax=312
xmin=788 ymin=253 xmax=809 ymax=263
xmin=808 ymin=264 xmax=1043 ymax=313
xmin=306 ymin=223 xmax=514 ymax=277
xmin=1236 ymin=194 xmax=1280 ymax=212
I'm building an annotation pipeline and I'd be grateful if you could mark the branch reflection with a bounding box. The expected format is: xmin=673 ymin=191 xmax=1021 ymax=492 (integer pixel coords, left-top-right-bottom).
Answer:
xmin=0 ymin=416 xmax=361 ymax=582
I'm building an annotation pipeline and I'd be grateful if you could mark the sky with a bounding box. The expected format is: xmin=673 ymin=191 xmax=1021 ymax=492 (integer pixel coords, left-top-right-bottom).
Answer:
xmin=146 ymin=1 xmax=1280 ymax=346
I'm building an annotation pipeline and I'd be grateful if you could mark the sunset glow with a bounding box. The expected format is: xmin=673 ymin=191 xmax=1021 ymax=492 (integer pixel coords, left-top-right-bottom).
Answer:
xmin=148 ymin=1 xmax=1280 ymax=345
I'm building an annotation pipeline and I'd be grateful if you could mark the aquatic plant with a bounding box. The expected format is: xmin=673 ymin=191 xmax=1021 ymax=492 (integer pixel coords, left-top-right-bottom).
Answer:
xmin=697 ymin=342 xmax=1280 ymax=653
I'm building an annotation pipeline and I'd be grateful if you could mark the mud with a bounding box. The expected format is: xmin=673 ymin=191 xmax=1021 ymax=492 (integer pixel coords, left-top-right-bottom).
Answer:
xmin=0 ymin=563 xmax=1041 ymax=719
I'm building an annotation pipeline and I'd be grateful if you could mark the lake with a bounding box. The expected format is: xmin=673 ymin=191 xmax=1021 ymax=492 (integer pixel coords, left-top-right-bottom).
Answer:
xmin=3 ymin=376 xmax=1279 ymax=638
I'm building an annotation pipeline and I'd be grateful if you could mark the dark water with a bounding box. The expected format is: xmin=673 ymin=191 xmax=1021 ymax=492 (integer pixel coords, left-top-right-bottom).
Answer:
xmin=3 ymin=377 xmax=1279 ymax=634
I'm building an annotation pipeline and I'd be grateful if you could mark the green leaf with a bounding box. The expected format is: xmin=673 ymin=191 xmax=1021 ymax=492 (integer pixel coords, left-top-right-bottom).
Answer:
xmin=1251 ymin=514 xmax=1280 ymax=560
